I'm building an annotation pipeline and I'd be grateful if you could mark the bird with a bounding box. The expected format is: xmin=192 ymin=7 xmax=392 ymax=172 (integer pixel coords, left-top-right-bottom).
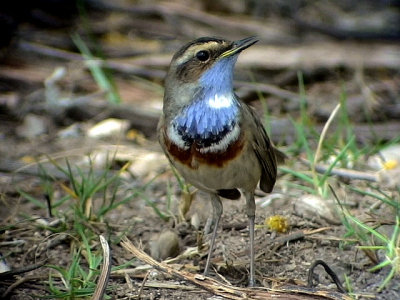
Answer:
xmin=158 ymin=36 xmax=279 ymax=286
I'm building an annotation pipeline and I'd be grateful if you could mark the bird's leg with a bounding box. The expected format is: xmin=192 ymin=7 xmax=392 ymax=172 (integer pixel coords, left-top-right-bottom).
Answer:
xmin=244 ymin=191 xmax=256 ymax=287
xmin=203 ymin=193 xmax=222 ymax=276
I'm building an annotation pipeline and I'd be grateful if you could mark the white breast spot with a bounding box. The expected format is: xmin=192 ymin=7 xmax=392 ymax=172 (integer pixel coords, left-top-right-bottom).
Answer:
xmin=207 ymin=94 xmax=233 ymax=109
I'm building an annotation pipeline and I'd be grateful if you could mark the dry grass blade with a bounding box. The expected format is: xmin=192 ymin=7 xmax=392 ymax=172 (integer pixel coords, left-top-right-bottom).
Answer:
xmin=121 ymin=237 xmax=352 ymax=300
xmin=313 ymin=103 xmax=341 ymax=168
xmin=91 ymin=235 xmax=111 ymax=300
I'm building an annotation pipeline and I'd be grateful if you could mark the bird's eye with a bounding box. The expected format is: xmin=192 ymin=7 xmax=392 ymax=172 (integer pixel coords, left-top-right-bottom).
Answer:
xmin=196 ymin=50 xmax=210 ymax=62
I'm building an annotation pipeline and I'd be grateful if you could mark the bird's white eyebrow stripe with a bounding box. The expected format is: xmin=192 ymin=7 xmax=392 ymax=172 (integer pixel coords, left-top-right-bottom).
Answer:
xmin=175 ymin=42 xmax=221 ymax=66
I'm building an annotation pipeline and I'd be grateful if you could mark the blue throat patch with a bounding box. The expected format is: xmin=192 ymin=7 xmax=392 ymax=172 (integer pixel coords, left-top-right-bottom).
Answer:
xmin=172 ymin=57 xmax=240 ymax=148
xmin=173 ymin=96 xmax=239 ymax=147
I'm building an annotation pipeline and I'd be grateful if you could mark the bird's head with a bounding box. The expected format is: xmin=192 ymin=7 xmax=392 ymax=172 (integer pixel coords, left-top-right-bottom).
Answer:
xmin=163 ymin=37 xmax=258 ymax=114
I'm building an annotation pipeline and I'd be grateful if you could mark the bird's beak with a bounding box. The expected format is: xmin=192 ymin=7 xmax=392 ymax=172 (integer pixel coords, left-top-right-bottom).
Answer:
xmin=220 ymin=36 xmax=258 ymax=58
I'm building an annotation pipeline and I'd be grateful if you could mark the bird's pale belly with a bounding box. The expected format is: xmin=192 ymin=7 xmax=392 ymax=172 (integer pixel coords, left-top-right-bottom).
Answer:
xmin=170 ymin=141 xmax=262 ymax=193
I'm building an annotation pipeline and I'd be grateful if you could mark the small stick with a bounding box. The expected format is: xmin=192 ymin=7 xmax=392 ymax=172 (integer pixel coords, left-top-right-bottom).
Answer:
xmin=299 ymin=158 xmax=378 ymax=182
xmin=0 ymin=260 xmax=47 ymax=279
xmin=1 ymin=275 xmax=48 ymax=298
xmin=138 ymin=271 xmax=150 ymax=299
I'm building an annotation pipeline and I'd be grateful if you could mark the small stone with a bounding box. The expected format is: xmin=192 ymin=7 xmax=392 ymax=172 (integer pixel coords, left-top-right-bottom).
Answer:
xmin=16 ymin=114 xmax=47 ymax=138
xmin=0 ymin=254 xmax=10 ymax=273
xmin=190 ymin=212 xmax=201 ymax=230
xmin=294 ymin=194 xmax=340 ymax=225
xmin=128 ymin=152 xmax=168 ymax=178
xmin=150 ymin=230 xmax=180 ymax=261
xmin=87 ymin=118 xmax=129 ymax=138
xmin=58 ymin=123 xmax=83 ymax=138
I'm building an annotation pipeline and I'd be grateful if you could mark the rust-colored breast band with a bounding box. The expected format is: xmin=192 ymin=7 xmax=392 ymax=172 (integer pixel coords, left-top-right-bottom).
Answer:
xmin=163 ymin=130 xmax=245 ymax=169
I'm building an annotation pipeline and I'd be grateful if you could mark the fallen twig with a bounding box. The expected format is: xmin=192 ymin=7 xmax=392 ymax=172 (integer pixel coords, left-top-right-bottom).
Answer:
xmin=299 ymin=157 xmax=378 ymax=182
xmin=0 ymin=260 xmax=47 ymax=280
xmin=307 ymin=260 xmax=346 ymax=293
xmin=1 ymin=275 xmax=48 ymax=298
xmin=121 ymin=237 xmax=351 ymax=300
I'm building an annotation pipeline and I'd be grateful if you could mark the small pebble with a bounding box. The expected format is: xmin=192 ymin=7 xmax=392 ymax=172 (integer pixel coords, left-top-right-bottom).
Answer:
xmin=150 ymin=230 xmax=180 ymax=260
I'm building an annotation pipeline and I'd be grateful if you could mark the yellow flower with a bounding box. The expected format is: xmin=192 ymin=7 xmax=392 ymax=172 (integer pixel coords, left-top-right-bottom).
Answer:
xmin=265 ymin=215 xmax=289 ymax=233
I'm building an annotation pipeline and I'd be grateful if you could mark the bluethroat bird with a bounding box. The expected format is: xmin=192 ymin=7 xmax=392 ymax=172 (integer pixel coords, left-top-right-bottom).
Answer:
xmin=158 ymin=37 xmax=279 ymax=286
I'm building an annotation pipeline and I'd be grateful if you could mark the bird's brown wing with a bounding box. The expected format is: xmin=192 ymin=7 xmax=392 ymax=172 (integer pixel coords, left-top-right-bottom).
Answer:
xmin=241 ymin=103 xmax=278 ymax=193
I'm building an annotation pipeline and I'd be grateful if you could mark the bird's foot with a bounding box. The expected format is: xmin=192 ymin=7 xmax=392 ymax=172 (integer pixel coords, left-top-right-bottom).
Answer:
xmin=203 ymin=216 xmax=214 ymax=235
xmin=248 ymin=278 xmax=256 ymax=287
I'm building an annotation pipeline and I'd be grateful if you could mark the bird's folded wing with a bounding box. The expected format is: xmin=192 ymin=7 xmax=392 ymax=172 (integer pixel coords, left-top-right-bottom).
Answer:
xmin=241 ymin=103 xmax=278 ymax=193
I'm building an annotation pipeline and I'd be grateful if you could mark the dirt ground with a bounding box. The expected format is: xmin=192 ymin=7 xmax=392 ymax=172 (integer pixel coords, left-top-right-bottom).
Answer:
xmin=1 ymin=142 xmax=400 ymax=300
xmin=1 ymin=1 xmax=400 ymax=299
xmin=1 ymin=110 xmax=399 ymax=299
